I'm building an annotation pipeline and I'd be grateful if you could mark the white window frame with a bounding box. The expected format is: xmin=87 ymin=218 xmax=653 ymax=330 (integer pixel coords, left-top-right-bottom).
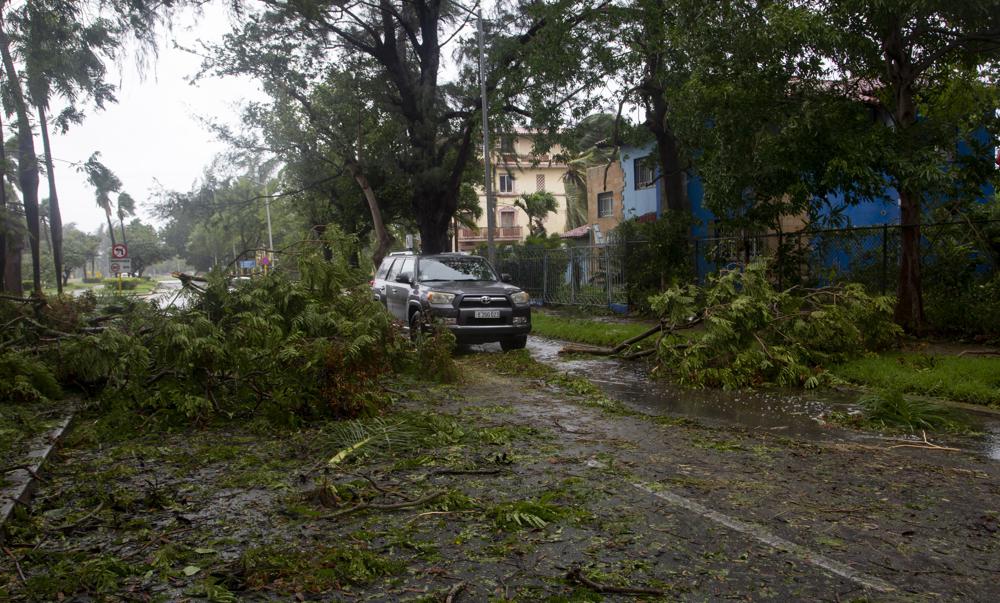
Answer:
xmin=635 ymin=159 xmax=655 ymax=189
xmin=499 ymin=173 xmax=515 ymax=193
xmin=597 ymin=192 xmax=614 ymax=218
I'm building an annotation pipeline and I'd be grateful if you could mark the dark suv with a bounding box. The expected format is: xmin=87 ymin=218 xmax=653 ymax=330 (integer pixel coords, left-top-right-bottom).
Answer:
xmin=372 ymin=253 xmax=531 ymax=350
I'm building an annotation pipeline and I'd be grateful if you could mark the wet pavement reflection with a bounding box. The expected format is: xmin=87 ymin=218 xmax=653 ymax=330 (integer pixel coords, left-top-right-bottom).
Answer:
xmin=466 ymin=336 xmax=1000 ymax=461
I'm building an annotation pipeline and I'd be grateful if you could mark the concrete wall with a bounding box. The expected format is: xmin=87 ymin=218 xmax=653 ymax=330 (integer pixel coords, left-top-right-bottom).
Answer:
xmin=620 ymin=143 xmax=660 ymax=219
xmin=462 ymin=133 xmax=569 ymax=249
xmin=586 ymin=161 xmax=625 ymax=242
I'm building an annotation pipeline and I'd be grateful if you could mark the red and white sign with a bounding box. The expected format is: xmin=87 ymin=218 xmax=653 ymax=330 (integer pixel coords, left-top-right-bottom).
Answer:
xmin=110 ymin=259 xmax=131 ymax=275
xmin=111 ymin=243 xmax=128 ymax=259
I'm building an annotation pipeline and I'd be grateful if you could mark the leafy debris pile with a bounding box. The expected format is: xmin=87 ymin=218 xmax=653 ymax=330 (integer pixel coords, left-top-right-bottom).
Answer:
xmin=649 ymin=261 xmax=901 ymax=388
xmin=1 ymin=236 xmax=449 ymax=423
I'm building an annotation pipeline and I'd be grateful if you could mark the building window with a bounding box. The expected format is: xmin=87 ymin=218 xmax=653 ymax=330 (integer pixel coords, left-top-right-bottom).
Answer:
xmin=499 ymin=173 xmax=515 ymax=193
xmin=597 ymin=192 xmax=614 ymax=218
xmin=536 ymin=174 xmax=545 ymax=191
xmin=634 ymin=158 xmax=655 ymax=189
xmin=499 ymin=136 xmax=516 ymax=154
xmin=500 ymin=209 xmax=516 ymax=228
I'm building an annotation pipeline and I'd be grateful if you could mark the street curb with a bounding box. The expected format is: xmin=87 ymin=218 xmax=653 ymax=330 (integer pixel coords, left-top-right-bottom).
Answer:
xmin=0 ymin=413 xmax=74 ymax=539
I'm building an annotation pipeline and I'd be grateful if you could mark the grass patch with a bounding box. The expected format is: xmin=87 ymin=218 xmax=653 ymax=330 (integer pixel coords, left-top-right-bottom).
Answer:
xmin=531 ymin=312 xmax=658 ymax=347
xmin=858 ymin=390 xmax=965 ymax=432
xmin=833 ymin=353 xmax=1000 ymax=406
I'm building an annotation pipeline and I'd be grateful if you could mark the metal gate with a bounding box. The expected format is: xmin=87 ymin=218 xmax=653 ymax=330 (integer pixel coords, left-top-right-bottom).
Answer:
xmin=493 ymin=243 xmax=627 ymax=307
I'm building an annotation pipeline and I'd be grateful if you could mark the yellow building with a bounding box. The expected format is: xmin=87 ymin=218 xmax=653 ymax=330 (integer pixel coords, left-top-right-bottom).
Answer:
xmin=457 ymin=131 xmax=570 ymax=251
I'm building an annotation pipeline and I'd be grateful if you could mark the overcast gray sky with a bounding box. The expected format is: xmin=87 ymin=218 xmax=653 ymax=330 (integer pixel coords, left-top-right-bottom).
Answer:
xmin=47 ymin=3 xmax=261 ymax=234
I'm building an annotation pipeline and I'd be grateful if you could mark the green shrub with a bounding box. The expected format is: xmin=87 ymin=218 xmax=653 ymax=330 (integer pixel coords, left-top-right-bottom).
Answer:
xmin=613 ymin=212 xmax=694 ymax=311
xmin=649 ymin=260 xmax=901 ymax=389
xmin=414 ymin=325 xmax=458 ymax=383
xmin=102 ymin=277 xmax=142 ymax=290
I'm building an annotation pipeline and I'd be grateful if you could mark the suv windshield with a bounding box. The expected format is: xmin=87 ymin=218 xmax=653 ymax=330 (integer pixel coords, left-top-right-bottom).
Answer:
xmin=418 ymin=256 xmax=498 ymax=282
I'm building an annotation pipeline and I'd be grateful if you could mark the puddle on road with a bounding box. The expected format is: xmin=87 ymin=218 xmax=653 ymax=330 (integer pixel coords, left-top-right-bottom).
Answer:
xmin=525 ymin=337 xmax=854 ymax=440
xmin=481 ymin=336 xmax=1000 ymax=461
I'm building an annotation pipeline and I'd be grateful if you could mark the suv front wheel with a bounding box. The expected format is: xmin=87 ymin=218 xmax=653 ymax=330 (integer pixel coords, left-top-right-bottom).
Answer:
xmin=500 ymin=335 xmax=527 ymax=351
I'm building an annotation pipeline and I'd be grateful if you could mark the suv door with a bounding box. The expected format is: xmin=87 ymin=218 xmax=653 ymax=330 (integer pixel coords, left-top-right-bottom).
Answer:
xmin=372 ymin=257 xmax=396 ymax=306
xmin=386 ymin=257 xmax=414 ymax=320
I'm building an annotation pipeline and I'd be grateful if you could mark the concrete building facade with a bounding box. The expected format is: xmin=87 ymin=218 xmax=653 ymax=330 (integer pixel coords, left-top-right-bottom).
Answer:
xmin=457 ymin=132 xmax=570 ymax=251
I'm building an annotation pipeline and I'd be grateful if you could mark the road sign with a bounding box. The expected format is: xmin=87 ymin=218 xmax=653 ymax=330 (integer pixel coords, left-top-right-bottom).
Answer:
xmin=110 ymin=259 xmax=131 ymax=275
xmin=111 ymin=243 xmax=128 ymax=259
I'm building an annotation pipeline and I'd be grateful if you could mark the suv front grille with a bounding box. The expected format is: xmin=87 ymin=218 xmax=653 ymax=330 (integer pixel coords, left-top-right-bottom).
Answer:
xmin=465 ymin=316 xmax=506 ymax=325
xmin=459 ymin=295 xmax=510 ymax=308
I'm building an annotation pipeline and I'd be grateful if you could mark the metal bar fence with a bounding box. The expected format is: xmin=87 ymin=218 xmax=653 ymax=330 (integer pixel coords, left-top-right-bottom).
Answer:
xmin=497 ymin=219 xmax=999 ymax=309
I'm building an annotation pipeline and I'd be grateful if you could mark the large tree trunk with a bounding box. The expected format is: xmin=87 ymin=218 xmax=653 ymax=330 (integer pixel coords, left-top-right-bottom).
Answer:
xmin=895 ymin=188 xmax=924 ymax=331
xmin=38 ymin=105 xmax=64 ymax=295
xmin=883 ymin=20 xmax=924 ymax=332
xmin=346 ymin=161 xmax=393 ymax=268
xmin=105 ymin=211 xmax=117 ymax=246
xmin=415 ymin=186 xmax=457 ymax=255
xmin=4 ymin=235 xmax=22 ymax=294
xmin=0 ymin=26 xmax=42 ymax=294
xmin=0 ymin=107 xmax=6 ymax=292
xmin=644 ymin=95 xmax=688 ymax=213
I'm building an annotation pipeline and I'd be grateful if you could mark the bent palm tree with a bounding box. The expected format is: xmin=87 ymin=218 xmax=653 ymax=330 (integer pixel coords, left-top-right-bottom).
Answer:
xmin=80 ymin=153 xmax=122 ymax=246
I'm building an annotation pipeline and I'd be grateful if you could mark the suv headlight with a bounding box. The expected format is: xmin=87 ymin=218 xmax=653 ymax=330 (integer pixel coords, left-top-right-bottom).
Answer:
xmin=427 ymin=291 xmax=456 ymax=305
xmin=510 ymin=291 xmax=530 ymax=305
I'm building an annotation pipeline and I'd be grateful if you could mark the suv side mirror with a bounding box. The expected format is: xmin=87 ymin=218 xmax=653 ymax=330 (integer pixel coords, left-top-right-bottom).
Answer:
xmin=396 ymin=272 xmax=412 ymax=284
xmin=500 ymin=273 xmax=512 ymax=283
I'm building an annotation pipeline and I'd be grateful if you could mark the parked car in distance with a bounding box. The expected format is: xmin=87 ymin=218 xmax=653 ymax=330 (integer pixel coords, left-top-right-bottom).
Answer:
xmin=371 ymin=253 xmax=531 ymax=350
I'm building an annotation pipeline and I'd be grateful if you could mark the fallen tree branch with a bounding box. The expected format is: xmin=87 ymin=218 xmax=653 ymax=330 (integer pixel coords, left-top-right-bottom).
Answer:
xmin=559 ymin=323 xmax=664 ymax=357
xmin=53 ymin=502 xmax=104 ymax=533
xmin=445 ymin=581 xmax=466 ymax=603
xmin=887 ymin=431 xmax=960 ymax=452
xmin=619 ymin=348 xmax=656 ymax=360
xmin=2 ymin=546 xmax=27 ymax=587
xmin=558 ymin=343 xmax=616 ymax=356
xmin=566 ymin=567 xmax=667 ymax=596
xmin=957 ymin=350 xmax=1000 ymax=357
xmin=430 ymin=468 xmax=505 ymax=476
xmin=319 ymin=489 xmax=446 ymax=520
xmin=610 ymin=323 xmax=663 ymax=354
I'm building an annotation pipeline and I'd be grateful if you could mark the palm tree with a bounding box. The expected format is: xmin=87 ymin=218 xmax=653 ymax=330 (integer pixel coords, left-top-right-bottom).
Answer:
xmin=0 ymin=23 xmax=43 ymax=294
xmin=80 ymin=152 xmax=122 ymax=246
xmin=116 ymin=193 xmax=135 ymax=245
xmin=558 ymin=114 xmax=617 ymax=231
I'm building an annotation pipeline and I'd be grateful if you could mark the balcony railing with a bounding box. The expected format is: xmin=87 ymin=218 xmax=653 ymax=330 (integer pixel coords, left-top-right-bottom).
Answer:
xmin=458 ymin=226 xmax=523 ymax=241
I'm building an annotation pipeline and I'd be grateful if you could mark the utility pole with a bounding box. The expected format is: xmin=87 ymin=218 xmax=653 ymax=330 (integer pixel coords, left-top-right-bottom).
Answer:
xmin=265 ymin=194 xmax=274 ymax=261
xmin=475 ymin=7 xmax=496 ymax=265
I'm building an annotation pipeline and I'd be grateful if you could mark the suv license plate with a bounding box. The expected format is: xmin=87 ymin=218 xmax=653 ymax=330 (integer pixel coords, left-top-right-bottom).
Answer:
xmin=474 ymin=310 xmax=500 ymax=319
